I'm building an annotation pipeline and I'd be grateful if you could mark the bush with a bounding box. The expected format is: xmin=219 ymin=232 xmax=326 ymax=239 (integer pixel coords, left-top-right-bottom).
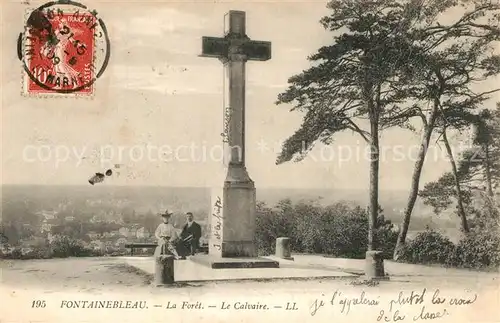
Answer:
xmin=398 ymin=228 xmax=500 ymax=269
xmin=49 ymin=235 xmax=93 ymax=258
xmin=374 ymin=220 xmax=400 ymax=260
xmin=0 ymin=235 xmax=127 ymax=259
xmin=21 ymin=247 xmax=53 ymax=259
xmin=448 ymin=231 xmax=500 ymax=269
xmin=255 ymin=199 xmax=398 ymax=259
xmin=0 ymin=247 xmax=22 ymax=259
xmin=398 ymin=229 xmax=455 ymax=265
xmin=0 ymin=246 xmax=52 ymax=260
xmin=316 ymin=205 xmax=368 ymax=258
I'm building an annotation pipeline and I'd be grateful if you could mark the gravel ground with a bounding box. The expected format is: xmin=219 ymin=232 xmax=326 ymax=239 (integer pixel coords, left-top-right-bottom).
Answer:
xmin=1 ymin=257 xmax=499 ymax=323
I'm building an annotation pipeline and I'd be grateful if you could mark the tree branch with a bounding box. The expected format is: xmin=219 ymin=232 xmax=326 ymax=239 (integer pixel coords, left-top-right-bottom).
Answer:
xmin=346 ymin=119 xmax=370 ymax=143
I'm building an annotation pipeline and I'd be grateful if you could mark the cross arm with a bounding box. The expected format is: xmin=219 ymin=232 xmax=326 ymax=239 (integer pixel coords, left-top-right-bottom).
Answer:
xmin=200 ymin=36 xmax=229 ymax=58
xmin=243 ymin=40 xmax=271 ymax=61
xmin=200 ymin=36 xmax=271 ymax=61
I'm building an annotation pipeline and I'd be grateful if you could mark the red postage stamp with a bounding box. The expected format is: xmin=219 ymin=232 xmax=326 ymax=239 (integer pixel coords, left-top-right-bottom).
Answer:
xmin=19 ymin=2 xmax=110 ymax=97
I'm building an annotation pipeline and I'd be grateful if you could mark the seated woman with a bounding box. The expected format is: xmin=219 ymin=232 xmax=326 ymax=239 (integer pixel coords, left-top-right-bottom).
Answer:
xmin=154 ymin=210 xmax=182 ymax=260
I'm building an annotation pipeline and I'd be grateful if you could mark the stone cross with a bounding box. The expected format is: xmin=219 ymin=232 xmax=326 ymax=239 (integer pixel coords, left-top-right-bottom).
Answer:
xmin=200 ymin=11 xmax=271 ymax=258
xmin=201 ymin=10 xmax=271 ymax=175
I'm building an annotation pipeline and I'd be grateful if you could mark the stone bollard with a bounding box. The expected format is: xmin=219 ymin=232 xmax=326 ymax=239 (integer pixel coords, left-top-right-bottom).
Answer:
xmin=154 ymin=255 xmax=175 ymax=286
xmin=365 ymin=250 xmax=388 ymax=280
xmin=275 ymin=237 xmax=294 ymax=260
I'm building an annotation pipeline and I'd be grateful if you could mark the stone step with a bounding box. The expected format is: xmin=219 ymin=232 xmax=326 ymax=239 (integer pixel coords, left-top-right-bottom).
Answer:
xmin=190 ymin=254 xmax=279 ymax=269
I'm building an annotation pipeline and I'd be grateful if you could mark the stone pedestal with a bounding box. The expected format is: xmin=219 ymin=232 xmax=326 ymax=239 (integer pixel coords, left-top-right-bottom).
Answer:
xmin=275 ymin=237 xmax=294 ymax=260
xmin=221 ymin=177 xmax=256 ymax=257
xmin=203 ymin=166 xmax=278 ymax=269
xmin=365 ymin=250 xmax=388 ymax=280
xmin=208 ymin=168 xmax=257 ymax=258
xmin=154 ymin=255 xmax=174 ymax=286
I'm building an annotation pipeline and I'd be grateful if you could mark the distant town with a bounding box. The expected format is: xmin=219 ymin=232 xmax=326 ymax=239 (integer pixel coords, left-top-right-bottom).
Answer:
xmin=2 ymin=204 xmax=209 ymax=256
xmin=0 ymin=185 xmax=459 ymax=256
xmin=0 ymin=185 xmax=212 ymax=256
xmin=5 ymin=206 xmax=206 ymax=253
xmin=36 ymin=207 xmax=204 ymax=251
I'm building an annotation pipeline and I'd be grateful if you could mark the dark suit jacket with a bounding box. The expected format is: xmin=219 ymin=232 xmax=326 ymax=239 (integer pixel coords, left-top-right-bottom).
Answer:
xmin=180 ymin=221 xmax=202 ymax=245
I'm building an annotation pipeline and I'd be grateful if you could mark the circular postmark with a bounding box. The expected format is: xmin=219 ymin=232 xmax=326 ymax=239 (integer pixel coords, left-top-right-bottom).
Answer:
xmin=18 ymin=0 xmax=110 ymax=95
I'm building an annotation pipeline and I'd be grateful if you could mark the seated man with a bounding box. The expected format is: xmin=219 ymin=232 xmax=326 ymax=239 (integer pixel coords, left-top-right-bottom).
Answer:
xmin=179 ymin=212 xmax=202 ymax=256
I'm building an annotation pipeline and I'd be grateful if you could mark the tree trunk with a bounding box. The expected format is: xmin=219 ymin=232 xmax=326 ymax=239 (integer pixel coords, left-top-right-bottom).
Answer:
xmin=366 ymin=82 xmax=381 ymax=252
xmin=483 ymin=144 xmax=494 ymax=198
xmin=442 ymin=128 xmax=469 ymax=233
xmin=393 ymin=103 xmax=439 ymax=260
xmin=368 ymin=119 xmax=380 ymax=251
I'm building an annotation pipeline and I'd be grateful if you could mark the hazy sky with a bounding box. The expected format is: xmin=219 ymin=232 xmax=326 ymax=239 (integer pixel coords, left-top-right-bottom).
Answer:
xmin=2 ymin=0 xmax=499 ymax=190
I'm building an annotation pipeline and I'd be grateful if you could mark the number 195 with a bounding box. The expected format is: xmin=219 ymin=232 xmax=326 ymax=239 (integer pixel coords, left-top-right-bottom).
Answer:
xmin=32 ymin=300 xmax=46 ymax=308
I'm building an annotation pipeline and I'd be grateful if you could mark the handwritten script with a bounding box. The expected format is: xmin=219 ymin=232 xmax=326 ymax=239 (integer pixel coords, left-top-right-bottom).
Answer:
xmin=221 ymin=106 xmax=231 ymax=143
xmin=211 ymin=196 xmax=223 ymax=250
xmin=309 ymin=288 xmax=477 ymax=321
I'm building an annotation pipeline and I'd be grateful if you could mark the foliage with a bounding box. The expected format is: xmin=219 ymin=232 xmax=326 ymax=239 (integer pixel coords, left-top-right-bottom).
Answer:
xmin=393 ymin=0 xmax=500 ymax=257
xmin=49 ymin=235 xmax=93 ymax=258
xmin=448 ymin=231 xmax=500 ymax=269
xmin=275 ymin=0 xmax=500 ymax=256
xmin=419 ymin=105 xmax=500 ymax=233
xmin=459 ymin=107 xmax=500 ymax=193
xmin=275 ymin=0 xmax=438 ymax=154
xmin=275 ymin=0 xmax=433 ymax=251
xmin=399 ymin=218 xmax=500 ymax=269
xmin=402 ymin=194 xmax=500 ymax=269
xmin=374 ymin=217 xmax=401 ymax=259
xmin=24 ymin=247 xmax=53 ymax=259
xmin=255 ymin=199 xmax=398 ymax=259
xmin=0 ymin=247 xmax=23 ymax=259
xmin=275 ymin=0 xmax=500 ymax=165
xmin=0 ymin=232 xmax=8 ymax=245
xmin=470 ymin=194 xmax=500 ymax=229
xmin=419 ymin=173 xmax=473 ymax=215
xmin=398 ymin=229 xmax=456 ymax=264
xmin=0 ymin=246 xmax=51 ymax=260
xmin=0 ymin=234 xmax=124 ymax=259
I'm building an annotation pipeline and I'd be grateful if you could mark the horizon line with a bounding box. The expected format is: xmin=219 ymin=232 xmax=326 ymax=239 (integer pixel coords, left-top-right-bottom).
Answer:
xmin=0 ymin=184 xmax=413 ymax=191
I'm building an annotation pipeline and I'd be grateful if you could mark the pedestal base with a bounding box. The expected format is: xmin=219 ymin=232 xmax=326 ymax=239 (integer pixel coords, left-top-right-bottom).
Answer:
xmin=209 ymin=165 xmax=258 ymax=258
xmin=365 ymin=250 xmax=389 ymax=280
xmin=154 ymin=255 xmax=175 ymax=286
xmin=219 ymin=241 xmax=256 ymax=258
xmin=191 ymin=254 xmax=279 ymax=269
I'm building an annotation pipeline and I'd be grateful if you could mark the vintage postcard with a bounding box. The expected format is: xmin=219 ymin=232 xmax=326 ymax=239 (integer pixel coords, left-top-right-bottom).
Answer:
xmin=1 ymin=0 xmax=500 ymax=322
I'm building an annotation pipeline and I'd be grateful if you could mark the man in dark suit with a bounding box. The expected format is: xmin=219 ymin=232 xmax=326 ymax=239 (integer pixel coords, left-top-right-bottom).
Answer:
xmin=180 ymin=212 xmax=202 ymax=256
